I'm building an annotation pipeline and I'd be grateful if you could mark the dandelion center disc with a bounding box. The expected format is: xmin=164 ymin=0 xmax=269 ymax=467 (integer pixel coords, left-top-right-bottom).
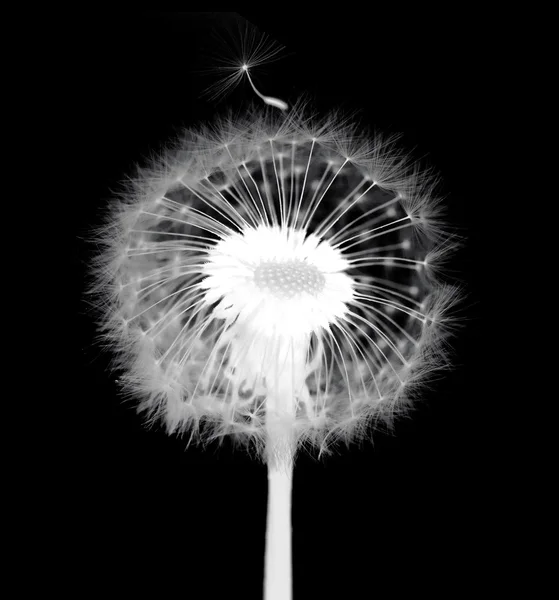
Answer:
xmin=254 ymin=259 xmax=325 ymax=300
xmin=201 ymin=224 xmax=355 ymax=339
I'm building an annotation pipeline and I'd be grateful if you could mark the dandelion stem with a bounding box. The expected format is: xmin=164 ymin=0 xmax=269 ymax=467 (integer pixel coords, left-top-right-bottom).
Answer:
xmin=264 ymin=444 xmax=293 ymax=600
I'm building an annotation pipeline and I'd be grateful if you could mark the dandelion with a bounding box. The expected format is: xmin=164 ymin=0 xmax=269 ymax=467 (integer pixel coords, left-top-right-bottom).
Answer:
xmin=90 ymin=100 xmax=460 ymax=599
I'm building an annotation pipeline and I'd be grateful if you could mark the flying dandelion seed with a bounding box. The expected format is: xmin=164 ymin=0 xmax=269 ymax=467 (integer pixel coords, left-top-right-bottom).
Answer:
xmin=201 ymin=20 xmax=289 ymax=110
xmin=88 ymin=20 xmax=462 ymax=600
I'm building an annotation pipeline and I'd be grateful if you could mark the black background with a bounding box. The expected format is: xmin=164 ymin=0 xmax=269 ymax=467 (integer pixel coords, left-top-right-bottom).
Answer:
xmin=73 ymin=11 xmax=485 ymax=598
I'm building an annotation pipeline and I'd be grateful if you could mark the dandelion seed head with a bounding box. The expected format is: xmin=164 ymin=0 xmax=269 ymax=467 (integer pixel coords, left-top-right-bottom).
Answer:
xmin=89 ymin=102 xmax=461 ymax=461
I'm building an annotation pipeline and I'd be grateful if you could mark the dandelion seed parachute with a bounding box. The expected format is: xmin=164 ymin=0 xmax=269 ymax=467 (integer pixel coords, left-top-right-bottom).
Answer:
xmin=201 ymin=23 xmax=288 ymax=108
xmin=90 ymin=101 xmax=459 ymax=465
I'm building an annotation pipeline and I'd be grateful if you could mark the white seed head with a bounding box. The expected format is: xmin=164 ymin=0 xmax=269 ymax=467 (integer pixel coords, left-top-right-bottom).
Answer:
xmin=89 ymin=102 xmax=461 ymax=461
